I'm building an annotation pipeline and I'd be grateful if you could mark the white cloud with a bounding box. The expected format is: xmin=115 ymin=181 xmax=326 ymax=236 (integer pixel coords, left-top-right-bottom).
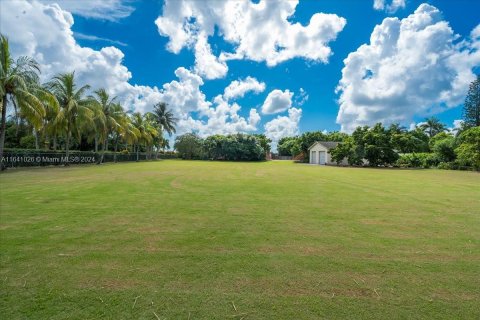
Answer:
xmin=223 ymin=77 xmax=266 ymax=101
xmin=193 ymin=33 xmax=228 ymax=79
xmin=336 ymin=4 xmax=480 ymax=132
xmin=471 ymin=24 xmax=480 ymax=39
xmin=40 ymin=0 xmax=135 ymax=21
xmin=261 ymin=89 xmax=293 ymax=115
xmin=155 ymin=0 xmax=346 ymax=79
xmin=450 ymin=119 xmax=464 ymax=133
xmin=373 ymin=0 xmax=405 ymax=13
xmin=74 ymin=32 xmax=127 ymax=47
xmin=1 ymin=0 xmax=262 ymax=138
xmin=264 ymin=107 xmax=302 ymax=148
xmin=295 ymin=88 xmax=309 ymax=106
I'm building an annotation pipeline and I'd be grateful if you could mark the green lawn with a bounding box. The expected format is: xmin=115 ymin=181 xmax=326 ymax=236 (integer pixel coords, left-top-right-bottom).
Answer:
xmin=0 ymin=160 xmax=479 ymax=319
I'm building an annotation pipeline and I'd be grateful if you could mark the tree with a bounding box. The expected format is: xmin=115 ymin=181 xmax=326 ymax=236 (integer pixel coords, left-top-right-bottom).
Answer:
xmin=363 ymin=123 xmax=399 ymax=166
xmin=463 ymin=74 xmax=480 ymax=127
xmin=277 ymin=137 xmax=298 ymax=156
xmin=455 ymin=126 xmax=480 ymax=170
xmin=330 ymin=136 xmax=360 ymax=165
xmin=152 ymin=102 xmax=177 ymax=136
xmin=0 ymin=34 xmax=45 ymax=167
xmin=26 ymin=79 xmax=59 ymax=150
xmin=89 ymin=88 xmax=121 ymax=163
xmin=420 ymin=117 xmax=447 ymax=138
xmin=253 ymin=134 xmax=271 ymax=157
xmin=47 ymin=72 xmax=93 ymax=163
xmin=131 ymin=112 xmax=157 ymax=161
xmin=174 ymin=133 xmax=203 ymax=160
xmin=431 ymin=133 xmax=456 ymax=163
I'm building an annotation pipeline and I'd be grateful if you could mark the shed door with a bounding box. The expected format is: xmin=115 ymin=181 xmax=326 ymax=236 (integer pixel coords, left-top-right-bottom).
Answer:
xmin=311 ymin=151 xmax=316 ymax=164
xmin=319 ymin=151 xmax=326 ymax=165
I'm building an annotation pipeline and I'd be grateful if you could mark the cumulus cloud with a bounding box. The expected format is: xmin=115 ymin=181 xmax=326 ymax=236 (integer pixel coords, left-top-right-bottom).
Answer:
xmin=40 ymin=0 xmax=135 ymax=21
xmin=223 ymin=77 xmax=266 ymax=101
xmin=1 ymin=0 xmax=262 ymax=138
xmin=373 ymin=0 xmax=405 ymax=13
xmin=155 ymin=0 xmax=346 ymax=79
xmin=264 ymin=107 xmax=302 ymax=149
xmin=261 ymin=89 xmax=293 ymax=115
xmin=336 ymin=4 xmax=480 ymax=132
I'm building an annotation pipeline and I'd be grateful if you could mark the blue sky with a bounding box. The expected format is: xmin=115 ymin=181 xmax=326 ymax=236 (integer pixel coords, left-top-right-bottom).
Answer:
xmin=1 ymin=0 xmax=479 ymax=143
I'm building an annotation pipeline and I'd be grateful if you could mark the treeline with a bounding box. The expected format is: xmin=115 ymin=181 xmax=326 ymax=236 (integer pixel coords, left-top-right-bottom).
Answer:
xmin=174 ymin=133 xmax=271 ymax=161
xmin=278 ymin=74 xmax=479 ymax=170
xmin=0 ymin=35 xmax=177 ymax=167
xmin=278 ymin=121 xmax=480 ymax=170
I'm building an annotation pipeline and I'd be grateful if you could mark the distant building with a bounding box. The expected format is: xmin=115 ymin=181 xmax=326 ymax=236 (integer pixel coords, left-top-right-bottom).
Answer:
xmin=308 ymin=141 xmax=347 ymax=165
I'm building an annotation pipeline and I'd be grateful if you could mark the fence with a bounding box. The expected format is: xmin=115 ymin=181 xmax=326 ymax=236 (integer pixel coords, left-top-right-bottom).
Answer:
xmin=1 ymin=149 xmax=178 ymax=168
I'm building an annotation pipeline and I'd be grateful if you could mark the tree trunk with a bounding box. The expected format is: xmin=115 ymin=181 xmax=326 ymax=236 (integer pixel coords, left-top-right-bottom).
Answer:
xmin=136 ymin=144 xmax=139 ymax=162
xmin=114 ymin=138 xmax=118 ymax=163
xmin=44 ymin=134 xmax=49 ymax=150
xmin=53 ymin=135 xmax=57 ymax=151
xmin=0 ymin=96 xmax=8 ymax=170
xmin=34 ymin=129 xmax=40 ymax=150
xmin=65 ymin=127 xmax=70 ymax=166
xmin=94 ymin=135 xmax=98 ymax=153
xmin=99 ymin=137 xmax=106 ymax=164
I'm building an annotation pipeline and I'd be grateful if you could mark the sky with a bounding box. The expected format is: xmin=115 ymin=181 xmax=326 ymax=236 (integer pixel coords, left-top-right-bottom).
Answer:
xmin=1 ymin=0 xmax=479 ymax=146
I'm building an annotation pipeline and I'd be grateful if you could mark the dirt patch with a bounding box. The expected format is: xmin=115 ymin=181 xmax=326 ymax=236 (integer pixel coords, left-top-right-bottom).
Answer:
xmin=170 ymin=178 xmax=182 ymax=189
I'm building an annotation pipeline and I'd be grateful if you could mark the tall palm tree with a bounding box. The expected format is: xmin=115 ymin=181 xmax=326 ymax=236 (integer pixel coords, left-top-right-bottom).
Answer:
xmin=110 ymin=104 xmax=131 ymax=163
xmin=152 ymin=102 xmax=177 ymax=136
xmin=29 ymin=79 xmax=59 ymax=150
xmin=0 ymin=34 xmax=45 ymax=167
xmin=89 ymin=88 xmax=121 ymax=163
xmin=47 ymin=72 xmax=93 ymax=163
xmin=131 ymin=112 xmax=157 ymax=161
xmin=420 ymin=117 xmax=447 ymax=138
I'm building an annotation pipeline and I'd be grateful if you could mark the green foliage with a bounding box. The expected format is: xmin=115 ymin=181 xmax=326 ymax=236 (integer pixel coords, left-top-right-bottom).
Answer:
xmin=431 ymin=134 xmax=456 ymax=163
xmin=455 ymin=126 xmax=480 ymax=170
xmin=391 ymin=128 xmax=429 ymax=153
xmin=419 ymin=117 xmax=448 ymax=138
xmin=252 ymin=134 xmax=272 ymax=154
xmin=19 ymin=135 xmax=35 ymax=149
xmin=174 ymin=133 xmax=204 ymax=160
xmin=175 ymin=133 xmax=268 ymax=161
xmin=462 ymin=74 xmax=480 ymax=127
xmin=277 ymin=136 xmax=297 ymax=156
xmin=396 ymin=153 xmax=440 ymax=168
xmin=330 ymin=137 xmax=361 ymax=165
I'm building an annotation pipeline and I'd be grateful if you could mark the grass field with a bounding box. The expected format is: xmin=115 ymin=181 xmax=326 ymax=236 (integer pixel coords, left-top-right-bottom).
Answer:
xmin=0 ymin=160 xmax=479 ymax=319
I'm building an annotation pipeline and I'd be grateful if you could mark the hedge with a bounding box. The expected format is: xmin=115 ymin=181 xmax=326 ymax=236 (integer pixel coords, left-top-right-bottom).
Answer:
xmin=1 ymin=148 xmax=178 ymax=168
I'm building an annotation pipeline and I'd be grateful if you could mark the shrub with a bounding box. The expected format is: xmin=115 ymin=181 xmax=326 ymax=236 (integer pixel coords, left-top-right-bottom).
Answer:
xmin=19 ymin=135 xmax=36 ymax=149
xmin=396 ymin=153 xmax=440 ymax=168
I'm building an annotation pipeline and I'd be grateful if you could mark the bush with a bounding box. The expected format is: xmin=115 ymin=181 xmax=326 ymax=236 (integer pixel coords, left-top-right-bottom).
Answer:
xmin=396 ymin=153 xmax=440 ymax=168
xmin=455 ymin=127 xmax=480 ymax=170
xmin=1 ymin=148 xmax=178 ymax=168
xmin=19 ymin=135 xmax=36 ymax=149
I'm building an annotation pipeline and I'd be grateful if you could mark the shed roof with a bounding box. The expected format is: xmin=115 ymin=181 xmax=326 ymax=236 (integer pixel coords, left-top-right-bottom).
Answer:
xmin=308 ymin=141 xmax=340 ymax=150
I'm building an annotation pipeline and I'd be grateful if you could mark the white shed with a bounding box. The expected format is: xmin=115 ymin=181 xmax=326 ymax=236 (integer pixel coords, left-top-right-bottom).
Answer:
xmin=308 ymin=141 xmax=347 ymax=165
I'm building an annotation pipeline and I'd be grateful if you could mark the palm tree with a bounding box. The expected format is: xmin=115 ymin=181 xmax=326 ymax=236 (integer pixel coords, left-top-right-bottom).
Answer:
xmin=152 ymin=102 xmax=177 ymax=136
xmin=89 ymin=88 xmax=121 ymax=163
xmin=0 ymin=34 xmax=45 ymax=167
xmin=110 ymin=104 xmax=131 ymax=163
xmin=420 ymin=117 xmax=447 ymax=138
xmin=47 ymin=72 xmax=93 ymax=163
xmin=29 ymin=79 xmax=59 ymax=150
xmin=131 ymin=112 xmax=157 ymax=161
